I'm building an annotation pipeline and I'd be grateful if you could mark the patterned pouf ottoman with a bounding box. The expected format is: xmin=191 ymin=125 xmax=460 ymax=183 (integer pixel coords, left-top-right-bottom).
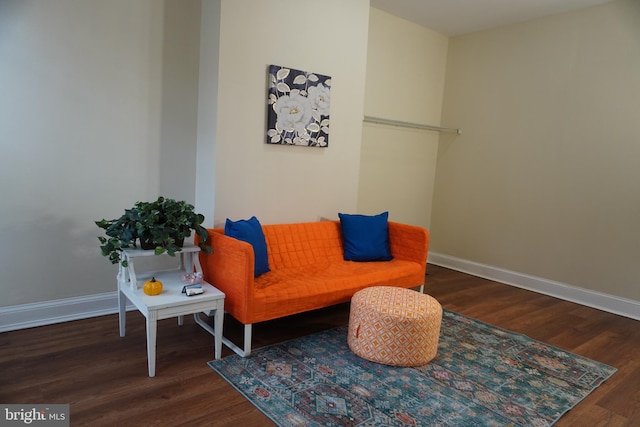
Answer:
xmin=348 ymin=286 xmax=442 ymax=366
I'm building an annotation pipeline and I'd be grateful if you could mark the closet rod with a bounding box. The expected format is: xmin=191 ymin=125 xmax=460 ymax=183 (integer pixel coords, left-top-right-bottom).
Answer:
xmin=363 ymin=115 xmax=462 ymax=135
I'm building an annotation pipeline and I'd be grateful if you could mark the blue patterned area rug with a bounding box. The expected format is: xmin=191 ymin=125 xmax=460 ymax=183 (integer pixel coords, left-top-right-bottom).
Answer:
xmin=208 ymin=310 xmax=616 ymax=426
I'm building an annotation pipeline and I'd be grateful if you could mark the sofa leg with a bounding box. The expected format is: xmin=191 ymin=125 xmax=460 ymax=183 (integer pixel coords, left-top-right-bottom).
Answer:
xmin=419 ymin=284 xmax=424 ymax=293
xmin=221 ymin=324 xmax=252 ymax=357
xmin=243 ymin=324 xmax=252 ymax=357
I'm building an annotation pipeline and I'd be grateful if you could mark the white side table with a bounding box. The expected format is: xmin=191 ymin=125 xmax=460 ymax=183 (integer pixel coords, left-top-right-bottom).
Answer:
xmin=117 ymin=245 xmax=225 ymax=377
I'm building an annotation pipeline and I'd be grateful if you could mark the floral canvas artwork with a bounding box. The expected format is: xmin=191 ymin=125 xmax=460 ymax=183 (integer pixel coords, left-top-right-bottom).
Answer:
xmin=266 ymin=65 xmax=331 ymax=147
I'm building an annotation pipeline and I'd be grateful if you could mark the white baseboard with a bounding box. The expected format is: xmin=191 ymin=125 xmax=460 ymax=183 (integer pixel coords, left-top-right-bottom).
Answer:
xmin=2 ymin=256 xmax=637 ymax=332
xmin=0 ymin=292 xmax=135 ymax=333
xmin=428 ymin=252 xmax=640 ymax=321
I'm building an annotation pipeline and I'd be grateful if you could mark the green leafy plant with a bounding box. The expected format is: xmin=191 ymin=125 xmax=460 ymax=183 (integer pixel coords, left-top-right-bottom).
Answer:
xmin=96 ymin=197 xmax=211 ymax=267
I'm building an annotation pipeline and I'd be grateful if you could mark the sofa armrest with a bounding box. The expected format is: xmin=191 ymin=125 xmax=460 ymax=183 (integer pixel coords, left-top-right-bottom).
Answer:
xmin=197 ymin=229 xmax=255 ymax=323
xmin=388 ymin=222 xmax=429 ymax=266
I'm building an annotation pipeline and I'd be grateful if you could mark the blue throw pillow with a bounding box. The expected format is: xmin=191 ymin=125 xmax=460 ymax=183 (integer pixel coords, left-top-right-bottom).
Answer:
xmin=225 ymin=216 xmax=270 ymax=276
xmin=338 ymin=212 xmax=393 ymax=262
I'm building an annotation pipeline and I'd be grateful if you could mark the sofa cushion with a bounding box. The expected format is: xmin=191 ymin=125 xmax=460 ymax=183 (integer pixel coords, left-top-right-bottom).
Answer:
xmin=263 ymin=222 xmax=344 ymax=270
xmin=338 ymin=212 xmax=393 ymax=262
xmin=225 ymin=216 xmax=270 ymax=276
xmin=250 ymin=259 xmax=424 ymax=323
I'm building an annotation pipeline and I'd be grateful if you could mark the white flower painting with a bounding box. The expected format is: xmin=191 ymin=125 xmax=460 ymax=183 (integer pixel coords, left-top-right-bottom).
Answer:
xmin=267 ymin=65 xmax=331 ymax=147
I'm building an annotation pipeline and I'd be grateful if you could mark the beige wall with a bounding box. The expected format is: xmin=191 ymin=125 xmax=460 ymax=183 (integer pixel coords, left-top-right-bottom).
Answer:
xmin=0 ymin=0 xmax=201 ymax=307
xmin=431 ymin=0 xmax=640 ymax=302
xmin=207 ymin=0 xmax=370 ymax=227
xmin=4 ymin=0 xmax=636 ymax=322
xmin=0 ymin=0 xmax=370 ymax=310
xmin=195 ymin=0 xmax=220 ymax=226
xmin=358 ymin=8 xmax=448 ymax=228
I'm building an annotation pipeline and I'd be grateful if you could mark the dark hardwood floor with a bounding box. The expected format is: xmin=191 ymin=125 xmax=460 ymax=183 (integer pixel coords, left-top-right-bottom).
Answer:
xmin=1 ymin=264 xmax=638 ymax=426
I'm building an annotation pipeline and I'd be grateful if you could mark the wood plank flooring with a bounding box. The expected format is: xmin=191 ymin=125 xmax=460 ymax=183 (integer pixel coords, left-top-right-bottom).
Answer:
xmin=1 ymin=264 xmax=638 ymax=426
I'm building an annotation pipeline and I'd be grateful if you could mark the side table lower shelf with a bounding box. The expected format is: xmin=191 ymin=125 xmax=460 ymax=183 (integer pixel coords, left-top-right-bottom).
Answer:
xmin=118 ymin=269 xmax=225 ymax=377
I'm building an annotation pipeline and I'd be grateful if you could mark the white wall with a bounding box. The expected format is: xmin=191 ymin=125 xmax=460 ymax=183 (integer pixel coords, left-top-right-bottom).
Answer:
xmin=358 ymin=8 xmax=448 ymax=228
xmin=0 ymin=0 xmax=201 ymax=307
xmin=207 ymin=0 xmax=370 ymax=227
xmin=7 ymin=0 xmax=635 ymax=326
xmin=195 ymin=0 xmax=220 ymax=226
xmin=431 ymin=0 xmax=640 ymax=303
xmin=0 ymin=0 xmax=370 ymax=313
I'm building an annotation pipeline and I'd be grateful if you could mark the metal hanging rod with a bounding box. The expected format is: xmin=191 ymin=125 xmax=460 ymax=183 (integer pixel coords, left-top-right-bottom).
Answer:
xmin=363 ymin=115 xmax=462 ymax=135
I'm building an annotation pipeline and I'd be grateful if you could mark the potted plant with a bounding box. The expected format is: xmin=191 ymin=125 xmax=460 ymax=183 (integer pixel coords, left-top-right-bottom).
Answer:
xmin=96 ymin=197 xmax=211 ymax=267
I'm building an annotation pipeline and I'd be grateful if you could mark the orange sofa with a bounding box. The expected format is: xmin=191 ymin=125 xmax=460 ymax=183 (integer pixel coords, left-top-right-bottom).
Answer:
xmin=198 ymin=220 xmax=429 ymax=356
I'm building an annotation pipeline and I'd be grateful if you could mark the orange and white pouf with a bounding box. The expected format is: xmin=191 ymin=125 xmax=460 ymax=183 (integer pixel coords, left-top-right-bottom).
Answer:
xmin=348 ymin=286 xmax=442 ymax=367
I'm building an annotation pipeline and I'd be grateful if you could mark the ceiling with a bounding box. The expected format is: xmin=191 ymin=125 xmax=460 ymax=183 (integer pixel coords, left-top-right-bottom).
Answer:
xmin=369 ymin=0 xmax=616 ymax=36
